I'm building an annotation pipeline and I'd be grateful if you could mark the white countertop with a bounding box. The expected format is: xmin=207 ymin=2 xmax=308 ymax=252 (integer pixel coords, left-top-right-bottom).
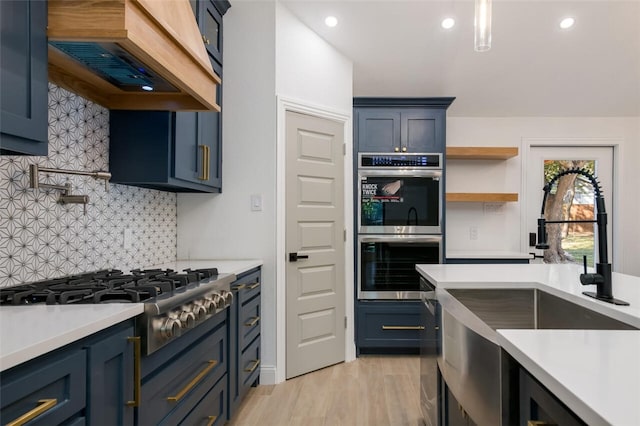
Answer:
xmin=0 ymin=259 xmax=263 ymax=372
xmin=445 ymin=250 xmax=532 ymax=260
xmin=417 ymin=263 xmax=640 ymax=424
xmin=145 ymin=259 xmax=263 ymax=277
xmin=498 ymin=329 xmax=640 ymax=426
xmin=0 ymin=304 xmax=143 ymax=372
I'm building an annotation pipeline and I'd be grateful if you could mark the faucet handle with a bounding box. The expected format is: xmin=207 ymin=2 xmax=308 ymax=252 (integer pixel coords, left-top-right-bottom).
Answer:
xmin=582 ymin=255 xmax=588 ymax=274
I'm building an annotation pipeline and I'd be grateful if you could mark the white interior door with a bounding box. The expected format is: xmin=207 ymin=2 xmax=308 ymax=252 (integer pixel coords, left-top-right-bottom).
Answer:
xmin=526 ymin=146 xmax=614 ymax=268
xmin=285 ymin=110 xmax=345 ymax=379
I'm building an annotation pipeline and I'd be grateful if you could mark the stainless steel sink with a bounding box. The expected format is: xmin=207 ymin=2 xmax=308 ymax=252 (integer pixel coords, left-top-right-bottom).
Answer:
xmin=445 ymin=288 xmax=637 ymax=331
xmin=438 ymin=288 xmax=637 ymax=426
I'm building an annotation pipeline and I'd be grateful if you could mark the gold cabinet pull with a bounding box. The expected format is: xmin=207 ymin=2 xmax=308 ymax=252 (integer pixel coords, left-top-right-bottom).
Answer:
xmin=402 ymin=146 xmax=407 ymax=152
xmin=204 ymin=145 xmax=210 ymax=181
xmin=232 ymin=284 xmax=246 ymax=291
xmin=527 ymin=422 xmax=556 ymax=426
xmin=6 ymin=399 xmax=57 ymax=426
xmin=202 ymin=35 xmax=211 ymax=45
xmin=198 ymin=145 xmax=207 ymax=180
xmin=394 ymin=147 xmax=400 ymax=152
xmin=244 ymin=316 xmax=260 ymax=327
xmin=381 ymin=325 xmax=425 ymax=330
xmin=127 ymin=336 xmax=141 ymax=407
xmin=247 ymin=281 xmax=260 ymax=290
xmin=244 ymin=359 xmax=260 ymax=373
xmin=167 ymin=360 xmax=218 ymax=402
xmin=206 ymin=415 xmax=217 ymax=426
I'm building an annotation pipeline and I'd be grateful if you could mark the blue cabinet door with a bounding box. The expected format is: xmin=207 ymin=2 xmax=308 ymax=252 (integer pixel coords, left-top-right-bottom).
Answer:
xmin=356 ymin=300 xmax=423 ymax=352
xmin=86 ymin=322 xmax=135 ymax=426
xmin=0 ymin=0 xmax=48 ymax=155
xmin=402 ymin=109 xmax=444 ymax=153
xmin=356 ymin=109 xmax=402 ymax=152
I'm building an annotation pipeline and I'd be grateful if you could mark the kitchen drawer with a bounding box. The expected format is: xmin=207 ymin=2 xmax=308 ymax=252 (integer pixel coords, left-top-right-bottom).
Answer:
xmin=139 ymin=324 xmax=227 ymax=426
xmin=239 ymin=295 xmax=261 ymax=349
xmin=1 ymin=349 xmax=86 ymax=425
xmin=239 ymin=335 xmax=261 ymax=395
xmin=175 ymin=374 xmax=227 ymax=426
xmin=357 ymin=301 xmax=423 ymax=349
xmin=234 ymin=269 xmax=261 ymax=304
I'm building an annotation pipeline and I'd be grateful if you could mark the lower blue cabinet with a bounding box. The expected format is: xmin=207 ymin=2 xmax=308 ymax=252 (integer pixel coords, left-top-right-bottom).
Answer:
xmin=0 ymin=320 xmax=135 ymax=426
xmin=357 ymin=300 xmax=422 ymax=353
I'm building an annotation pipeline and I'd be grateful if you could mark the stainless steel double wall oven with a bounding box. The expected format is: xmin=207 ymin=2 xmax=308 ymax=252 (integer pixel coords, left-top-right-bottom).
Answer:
xmin=357 ymin=153 xmax=443 ymax=299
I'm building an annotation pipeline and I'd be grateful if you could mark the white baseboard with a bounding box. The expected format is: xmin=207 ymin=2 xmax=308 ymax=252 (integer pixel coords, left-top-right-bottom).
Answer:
xmin=259 ymin=364 xmax=278 ymax=385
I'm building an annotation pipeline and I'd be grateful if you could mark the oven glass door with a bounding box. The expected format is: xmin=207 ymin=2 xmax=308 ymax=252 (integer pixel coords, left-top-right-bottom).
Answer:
xmin=358 ymin=235 xmax=442 ymax=300
xmin=359 ymin=171 xmax=442 ymax=234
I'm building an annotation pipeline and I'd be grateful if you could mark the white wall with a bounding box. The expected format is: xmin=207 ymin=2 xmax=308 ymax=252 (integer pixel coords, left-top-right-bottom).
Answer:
xmin=177 ymin=0 xmax=277 ymax=374
xmin=178 ymin=1 xmax=353 ymax=384
xmin=445 ymin=116 xmax=640 ymax=277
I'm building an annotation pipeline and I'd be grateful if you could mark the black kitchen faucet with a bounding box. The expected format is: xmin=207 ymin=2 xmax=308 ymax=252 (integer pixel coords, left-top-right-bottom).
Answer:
xmin=536 ymin=168 xmax=629 ymax=306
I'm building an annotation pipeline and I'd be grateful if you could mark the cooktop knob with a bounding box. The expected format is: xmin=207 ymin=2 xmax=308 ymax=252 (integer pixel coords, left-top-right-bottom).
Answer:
xmin=207 ymin=292 xmax=223 ymax=311
xmin=220 ymin=290 xmax=233 ymax=306
xmin=200 ymin=297 xmax=216 ymax=314
xmin=157 ymin=317 xmax=181 ymax=339
xmin=179 ymin=310 xmax=196 ymax=329
xmin=191 ymin=302 xmax=207 ymax=320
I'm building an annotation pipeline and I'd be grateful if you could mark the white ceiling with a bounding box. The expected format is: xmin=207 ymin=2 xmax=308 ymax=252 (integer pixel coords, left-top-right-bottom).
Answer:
xmin=280 ymin=0 xmax=640 ymax=117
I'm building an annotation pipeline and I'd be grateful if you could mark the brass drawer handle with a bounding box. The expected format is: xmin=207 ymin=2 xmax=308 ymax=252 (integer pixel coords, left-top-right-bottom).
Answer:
xmin=244 ymin=359 xmax=260 ymax=373
xmin=7 ymin=398 xmax=57 ymax=426
xmin=202 ymin=35 xmax=211 ymax=45
xmin=127 ymin=336 xmax=141 ymax=407
xmin=198 ymin=145 xmax=207 ymax=180
xmin=167 ymin=360 xmax=218 ymax=402
xmin=205 ymin=145 xmax=210 ymax=181
xmin=245 ymin=316 xmax=260 ymax=327
xmin=207 ymin=415 xmax=217 ymax=426
xmin=232 ymin=284 xmax=246 ymax=290
xmin=528 ymin=422 xmax=556 ymax=426
xmin=381 ymin=325 xmax=425 ymax=330
xmin=247 ymin=281 xmax=260 ymax=290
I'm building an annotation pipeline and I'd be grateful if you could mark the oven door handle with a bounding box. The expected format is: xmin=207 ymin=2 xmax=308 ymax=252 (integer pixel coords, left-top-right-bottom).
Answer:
xmin=359 ymin=235 xmax=442 ymax=244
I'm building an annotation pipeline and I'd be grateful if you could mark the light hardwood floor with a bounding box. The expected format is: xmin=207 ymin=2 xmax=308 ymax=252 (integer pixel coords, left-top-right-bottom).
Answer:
xmin=228 ymin=355 xmax=422 ymax=426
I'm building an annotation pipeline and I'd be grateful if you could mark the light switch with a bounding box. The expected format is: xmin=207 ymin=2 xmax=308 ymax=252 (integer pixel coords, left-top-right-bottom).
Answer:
xmin=251 ymin=194 xmax=262 ymax=212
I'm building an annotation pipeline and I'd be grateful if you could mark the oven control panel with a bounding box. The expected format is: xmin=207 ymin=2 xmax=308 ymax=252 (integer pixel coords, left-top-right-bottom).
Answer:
xmin=359 ymin=153 xmax=441 ymax=168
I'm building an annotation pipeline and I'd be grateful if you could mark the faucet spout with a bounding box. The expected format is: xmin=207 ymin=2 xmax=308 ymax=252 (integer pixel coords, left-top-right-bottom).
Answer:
xmin=535 ymin=168 xmax=628 ymax=306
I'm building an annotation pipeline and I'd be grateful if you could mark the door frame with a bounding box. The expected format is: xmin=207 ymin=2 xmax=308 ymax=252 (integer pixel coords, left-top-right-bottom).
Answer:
xmin=274 ymin=96 xmax=354 ymax=384
xmin=520 ymin=137 xmax=623 ymax=271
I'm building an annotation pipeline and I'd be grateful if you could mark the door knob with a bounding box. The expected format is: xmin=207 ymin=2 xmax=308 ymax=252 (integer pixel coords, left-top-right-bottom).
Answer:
xmin=289 ymin=252 xmax=309 ymax=262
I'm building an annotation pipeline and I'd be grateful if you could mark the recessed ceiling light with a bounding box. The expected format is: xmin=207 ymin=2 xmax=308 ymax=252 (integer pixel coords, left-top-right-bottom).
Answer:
xmin=441 ymin=18 xmax=455 ymax=29
xmin=560 ymin=17 xmax=575 ymax=29
xmin=141 ymin=85 xmax=154 ymax=92
xmin=325 ymin=16 xmax=338 ymax=27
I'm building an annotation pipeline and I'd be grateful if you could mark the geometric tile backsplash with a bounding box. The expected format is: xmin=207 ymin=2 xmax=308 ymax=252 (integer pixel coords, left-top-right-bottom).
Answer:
xmin=0 ymin=84 xmax=177 ymax=287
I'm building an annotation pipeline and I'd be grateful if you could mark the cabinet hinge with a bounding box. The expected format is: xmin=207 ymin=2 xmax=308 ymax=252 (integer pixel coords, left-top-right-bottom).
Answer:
xmin=343 ymin=143 xmax=346 ymax=156
xmin=345 ymin=316 xmax=347 ymax=329
xmin=344 ymin=228 xmax=347 ymax=241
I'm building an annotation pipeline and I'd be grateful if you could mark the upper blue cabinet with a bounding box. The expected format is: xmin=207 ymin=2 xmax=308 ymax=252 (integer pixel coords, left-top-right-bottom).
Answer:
xmin=0 ymin=0 xmax=48 ymax=156
xmin=354 ymin=98 xmax=455 ymax=154
xmin=109 ymin=1 xmax=230 ymax=193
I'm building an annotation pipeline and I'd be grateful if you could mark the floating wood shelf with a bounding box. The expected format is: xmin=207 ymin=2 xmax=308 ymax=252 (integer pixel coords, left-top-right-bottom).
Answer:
xmin=446 ymin=147 xmax=518 ymax=160
xmin=446 ymin=193 xmax=519 ymax=202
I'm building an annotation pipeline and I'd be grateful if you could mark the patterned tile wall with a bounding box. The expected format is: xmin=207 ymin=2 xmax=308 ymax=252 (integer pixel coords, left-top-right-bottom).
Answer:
xmin=0 ymin=84 xmax=177 ymax=287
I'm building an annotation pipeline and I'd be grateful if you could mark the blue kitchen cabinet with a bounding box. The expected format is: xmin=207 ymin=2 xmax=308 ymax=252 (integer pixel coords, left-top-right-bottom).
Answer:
xmin=139 ymin=309 xmax=228 ymax=426
xmin=228 ymin=268 xmax=262 ymax=419
xmin=0 ymin=320 xmax=135 ymax=426
xmin=354 ymin=98 xmax=454 ymax=154
xmin=109 ymin=1 xmax=229 ymax=193
xmin=356 ymin=300 xmax=422 ymax=353
xmin=0 ymin=0 xmax=48 ymax=155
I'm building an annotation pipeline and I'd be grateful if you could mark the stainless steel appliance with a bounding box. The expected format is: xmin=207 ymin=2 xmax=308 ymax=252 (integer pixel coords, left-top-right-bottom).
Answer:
xmin=0 ymin=268 xmax=235 ymax=355
xmin=358 ymin=152 xmax=442 ymax=235
xmin=357 ymin=152 xmax=443 ymax=300
xmin=357 ymin=234 xmax=442 ymax=299
xmin=420 ymin=276 xmax=440 ymax=426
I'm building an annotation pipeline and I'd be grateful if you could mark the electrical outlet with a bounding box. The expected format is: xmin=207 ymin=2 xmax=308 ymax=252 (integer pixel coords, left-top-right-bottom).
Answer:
xmin=123 ymin=228 xmax=133 ymax=250
xmin=250 ymin=194 xmax=262 ymax=211
xmin=469 ymin=226 xmax=478 ymax=241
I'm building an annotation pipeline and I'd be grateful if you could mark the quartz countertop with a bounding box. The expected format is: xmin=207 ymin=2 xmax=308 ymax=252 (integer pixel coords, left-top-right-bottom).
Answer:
xmin=0 ymin=259 xmax=263 ymax=372
xmin=417 ymin=263 xmax=640 ymax=424
xmin=445 ymin=250 xmax=532 ymax=260
xmin=144 ymin=259 xmax=263 ymax=276
xmin=0 ymin=304 xmax=143 ymax=372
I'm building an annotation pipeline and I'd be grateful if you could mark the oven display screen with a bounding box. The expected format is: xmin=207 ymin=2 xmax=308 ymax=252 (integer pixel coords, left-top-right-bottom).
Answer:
xmin=361 ymin=176 xmax=439 ymax=227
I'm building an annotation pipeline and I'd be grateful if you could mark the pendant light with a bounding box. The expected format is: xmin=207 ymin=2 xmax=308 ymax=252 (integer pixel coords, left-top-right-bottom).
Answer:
xmin=474 ymin=0 xmax=492 ymax=52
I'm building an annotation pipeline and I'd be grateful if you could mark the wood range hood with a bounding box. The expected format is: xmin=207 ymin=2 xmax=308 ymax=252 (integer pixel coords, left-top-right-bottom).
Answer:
xmin=47 ymin=0 xmax=220 ymax=111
